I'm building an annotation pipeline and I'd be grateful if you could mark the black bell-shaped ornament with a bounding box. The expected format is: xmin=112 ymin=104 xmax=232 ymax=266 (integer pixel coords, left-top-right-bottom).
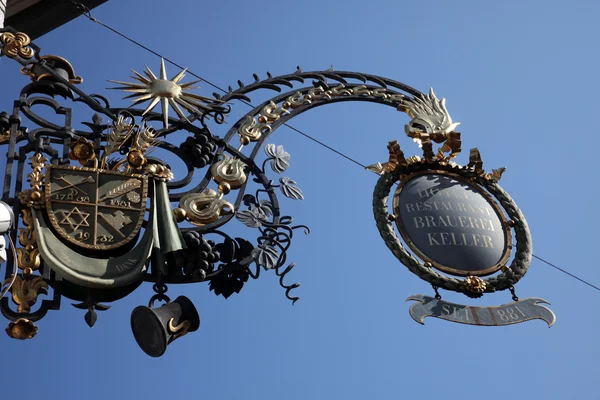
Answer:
xmin=130 ymin=296 xmax=200 ymax=357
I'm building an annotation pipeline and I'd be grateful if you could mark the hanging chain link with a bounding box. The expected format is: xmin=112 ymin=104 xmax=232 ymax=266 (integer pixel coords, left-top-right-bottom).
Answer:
xmin=149 ymin=282 xmax=170 ymax=307
xmin=432 ymin=285 xmax=442 ymax=300
xmin=509 ymin=285 xmax=519 ymax=302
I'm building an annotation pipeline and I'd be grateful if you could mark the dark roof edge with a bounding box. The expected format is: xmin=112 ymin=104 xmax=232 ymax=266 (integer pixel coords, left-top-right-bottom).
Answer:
xmin=5 ymin=0 xmax=108 ymax=40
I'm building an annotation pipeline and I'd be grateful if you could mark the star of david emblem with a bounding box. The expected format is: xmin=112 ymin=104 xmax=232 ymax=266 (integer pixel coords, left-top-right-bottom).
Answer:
xmin=58 ymin=207 xmax=90 ymax=232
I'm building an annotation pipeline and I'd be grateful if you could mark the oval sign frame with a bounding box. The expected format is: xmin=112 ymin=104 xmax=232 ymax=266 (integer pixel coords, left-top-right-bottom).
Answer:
xmin=372 ymin=160 xmax=532 ymax=296
xmin=392 ymin=170 xmax=512 ymax=277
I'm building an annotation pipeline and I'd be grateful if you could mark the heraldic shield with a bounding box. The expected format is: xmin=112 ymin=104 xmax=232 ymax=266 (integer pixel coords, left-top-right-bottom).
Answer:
xmin=44 ymin=165 xmax=148 ymax=251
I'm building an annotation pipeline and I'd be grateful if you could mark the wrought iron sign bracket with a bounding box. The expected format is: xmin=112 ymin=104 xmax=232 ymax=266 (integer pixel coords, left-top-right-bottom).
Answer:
xmin=0 ymin=27 xmax=554 ymax=351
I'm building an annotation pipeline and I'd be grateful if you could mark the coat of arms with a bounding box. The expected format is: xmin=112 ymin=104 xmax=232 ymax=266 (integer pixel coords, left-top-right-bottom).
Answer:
xmin=45 ymin=166 xmax=147 ymax=250
xmin=16 ymin=114 xmax=181 ymax=291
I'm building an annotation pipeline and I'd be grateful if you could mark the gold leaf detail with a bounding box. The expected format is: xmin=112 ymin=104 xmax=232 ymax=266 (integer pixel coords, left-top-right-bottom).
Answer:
xmin=69 ymin=137 xmax=96 ymax=166
xmin=365 ymin=163 xmax=386 ymax=175
xmin=101 ymin=114 xmax=135 ymax=168
xmin=8 ymin=276 xmax=48 ymax=314
xmin=28 ymin=153 xmax=47 ymax=192
xmin=464 ymin=276 xmax=487 ymax=294
xmin=0 ymin=129 xmax=21 ymax=144
xmin=365 ymin=140 xmax=406 ymax=175
xmin=144 ymin=164 xmax=174 ymax=181
xmin=6 ymin=318 xmax=38 ymax=340
xmin=98 ymin=179 xmax=141 ymax=202
xmin=132 ymin=122 xmax=161 ymax=154
xmin=16 ymin=209 xmax=40 ymax=274
xmin=0 ymin=32 xmax=34 ymax=59
xmin=486 ymin=168 xmax=506 ymax=183
xmin=238 ymin=115 xmax=269 ymax=144
xmin=179 ymin=189 xmax=234 ymax=226
xmin=399 ymin=88 xmax=461 ymax=160
xmin=210 ymin=155 xmax=247 ymax=189
xmin=468 ymin=148 xmax=484 ymax=174
xmin=238 ymin=84 xmax=396 ymax=148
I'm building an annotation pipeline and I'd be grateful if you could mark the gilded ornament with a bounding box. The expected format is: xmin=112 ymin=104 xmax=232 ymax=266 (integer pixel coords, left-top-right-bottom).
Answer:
xmin=398 ymin=88 xmax=461 ymax=160
xmin=20 ymin=55 xmax=82 ymax=84
xmin=286 ymin=91 xmax=312 ymax=108
xmin=179 ymin=189 xmax=234 ymax=226
xmin=218 ymin=182 xmax=231 ymax=195
xmin=464 ymin=276 xmax=487 ymax=294
xmin=30 ymin=190 xmax=42 ymax=201
xmin=238 ymin=114 xmax=268 ymax=144
xmin=145 ymin=164 xmax=174 ymax=181
xmin=468 ymin=148 xmax=484 ymax=174
xmin=20 ymin=154 xmax=47 ymax=210
xmin=237 ymin=84 xmax=402 ymax=147
xmin=168 ymin=318 xmax=191 ymax=341
xmin=98 ymin=178 xmax=142 ymax=202
xmin=16 ymin=209 xmax=40 ymax=275
xmin=69 ymin=137 xmax=96 ymax=166
xmin=210 ymin=155 xmax=247 ymax=189
xmin=366 ymin=140 xmax=407 ymax=175
xmin=108 ymin=58 xmax=224 ymax=129
xmin=8 ymin=275 xmax=48 ymax=313
xmin=173 ymin=208 xmax=187 ymax=222
xmin=101 ymin=114 xmax=135 ymax=168
xmin=127 ymin=149 xmax=146 ymax=168
xmin=132 ymin=122 xmax=161 ymax=154
xmin=467 ymin=147 xmax=505 ymax=182
xmin=258 ymin=101 xmax=289 ymax=123
xmin=485 ymin=168 xmax=506 ymax=183
xmin=6 ymin=318 xmax=38 ymax=340
xmin=29 ymin=153 xmax=47 ymax=192
xmin=0 ymin=32 xmax=34 ymax=59
xmin=406 ymin=155 xmax=422 ymax=164
xmin=0 ymin=129 xmax=21 ymax=144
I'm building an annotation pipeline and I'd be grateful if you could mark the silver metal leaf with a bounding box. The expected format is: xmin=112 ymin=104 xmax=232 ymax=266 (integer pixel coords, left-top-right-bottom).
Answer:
xmin=252 ymin=245 xmax=279 ymax=270
xmin=279 ymin=177 xmax=304 ymax=200
xmin=236 ymin=210 xmax=263 ymax=228
xmin=259 ymin=200 xmax=273 ymax=217
xmin=265 ymin=144 xmax=290 ymax=174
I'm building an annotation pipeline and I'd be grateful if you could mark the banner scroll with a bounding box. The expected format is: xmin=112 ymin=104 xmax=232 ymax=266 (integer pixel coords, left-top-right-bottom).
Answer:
xmin=406 ymin=295 xmax=556 ymax=327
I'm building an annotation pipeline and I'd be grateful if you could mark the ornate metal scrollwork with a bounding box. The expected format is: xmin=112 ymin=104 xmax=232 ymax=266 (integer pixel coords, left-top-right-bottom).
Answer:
xmin=0 ymin=25 xmax=443 ymax=337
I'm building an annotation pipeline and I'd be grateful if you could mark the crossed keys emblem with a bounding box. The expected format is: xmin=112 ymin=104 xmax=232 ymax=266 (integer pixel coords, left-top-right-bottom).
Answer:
xmin=45 ymin=165 xmax=148 ymax=250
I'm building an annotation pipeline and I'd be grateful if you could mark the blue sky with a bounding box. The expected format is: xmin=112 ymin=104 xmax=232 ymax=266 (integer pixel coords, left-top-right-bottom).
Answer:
xmin=1 ymin=0 xmax=599 ymax=399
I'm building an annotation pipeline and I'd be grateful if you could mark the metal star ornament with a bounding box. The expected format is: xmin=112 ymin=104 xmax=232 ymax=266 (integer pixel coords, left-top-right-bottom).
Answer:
xmin=108 ymin=58 xmax=222 ymax=128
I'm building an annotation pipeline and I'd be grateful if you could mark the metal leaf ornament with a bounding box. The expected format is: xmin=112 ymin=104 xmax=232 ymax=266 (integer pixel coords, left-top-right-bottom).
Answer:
xmin=265 ymin=143 xmax=290 ymax=173
xmin=236 ymin=204 xmax=268 ymax=228
xmin=252 ymin=244 xmax=279 ymax=270
xmin=279 ymin=177 xmax=304 ymax=200
xmin=258 ymin=200 xmax=273 ymax=217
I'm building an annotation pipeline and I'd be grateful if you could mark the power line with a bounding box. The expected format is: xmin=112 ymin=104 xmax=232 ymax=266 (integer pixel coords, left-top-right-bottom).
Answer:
xmin=63 ymin=0 xmax=600 ymax=294
xmin=532 ymin=255 xmax=600 ymax=292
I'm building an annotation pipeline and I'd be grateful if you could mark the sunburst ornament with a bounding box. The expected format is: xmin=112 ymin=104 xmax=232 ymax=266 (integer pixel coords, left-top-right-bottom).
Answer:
xmin=108 ymin=58 xmax=222 ymax=128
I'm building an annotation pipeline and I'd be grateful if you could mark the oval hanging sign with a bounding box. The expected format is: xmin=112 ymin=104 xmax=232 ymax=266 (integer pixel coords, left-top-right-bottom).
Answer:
xmin=393 ymin=170 xmax=511 ymax=276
